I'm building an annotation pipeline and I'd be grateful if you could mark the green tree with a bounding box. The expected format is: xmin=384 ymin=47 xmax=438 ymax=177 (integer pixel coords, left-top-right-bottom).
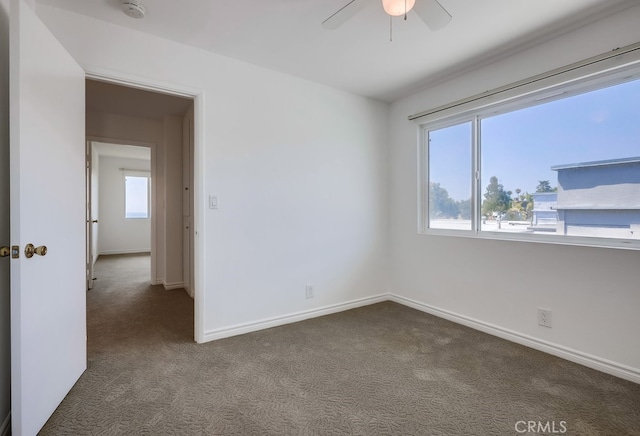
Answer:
xmin=482 ymin=176 xmax=511 ymax=216
xmin=509 ymin=190 xmax=534 ymax=220
xmin=429 ymin=182 xmax=459 ymax=219
xmin=525 ymin=193 xmax=534 ymax=219
xmin=536 ymin=180 xmax=557 ymax=193
xmin=456 ymin=198 xmax=472 ymax=220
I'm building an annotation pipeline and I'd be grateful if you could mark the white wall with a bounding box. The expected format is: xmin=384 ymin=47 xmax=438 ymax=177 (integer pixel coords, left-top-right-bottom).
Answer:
xmin=38 ymin=5 xmax=390 ymax=338
xmin=31 ymin=0 xmax=640 ymax=387
xmin=97 ymin=155 xmax=151 ymax=255
xmin=0 ymin=0 xmax=11 ymax=432
xmin=389 ymin=4 xmax=640 ymax=381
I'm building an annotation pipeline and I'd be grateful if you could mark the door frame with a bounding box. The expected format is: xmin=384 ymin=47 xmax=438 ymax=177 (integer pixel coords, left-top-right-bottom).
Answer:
xmin=86 ymin=138 xmax=157 ymax=284
xmin=86 ymin=140 xmax=92 ymax=290
xmin=85 ymin=68 xmax=206 ymax=343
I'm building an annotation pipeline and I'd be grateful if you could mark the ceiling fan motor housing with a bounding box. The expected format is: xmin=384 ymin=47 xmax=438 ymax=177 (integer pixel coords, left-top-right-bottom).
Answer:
xmin=121 ymin=0 xmax=146 ymax=19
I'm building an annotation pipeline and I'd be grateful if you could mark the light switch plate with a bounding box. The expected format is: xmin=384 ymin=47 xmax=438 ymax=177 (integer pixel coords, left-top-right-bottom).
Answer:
xmin=209 ymin=195 xmax=218 ymax=209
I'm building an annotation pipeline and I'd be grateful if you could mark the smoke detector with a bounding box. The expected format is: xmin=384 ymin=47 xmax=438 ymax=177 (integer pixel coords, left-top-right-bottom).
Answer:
xmin=121 ymin=0 xmax=146 ymax=19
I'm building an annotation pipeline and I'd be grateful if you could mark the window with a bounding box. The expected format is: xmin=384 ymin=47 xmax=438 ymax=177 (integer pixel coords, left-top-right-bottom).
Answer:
xmin=125 ymin=174 xmax=150 ymax=219
xmin=419 ymin=47 xmax=640 ymax=249
xmin=426 ymin=121 xmax=472 ymax=231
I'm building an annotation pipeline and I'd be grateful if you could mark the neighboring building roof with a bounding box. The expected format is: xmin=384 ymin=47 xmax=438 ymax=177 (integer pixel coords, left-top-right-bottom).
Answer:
xmin=550 ymin=206 xmax=640 ymax=210
xmin=551 ymin=156 xmax=640 ymax=171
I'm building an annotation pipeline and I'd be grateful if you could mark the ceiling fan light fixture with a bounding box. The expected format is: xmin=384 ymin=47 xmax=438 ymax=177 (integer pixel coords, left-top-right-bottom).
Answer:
xmin=382 ymin=0 xmax=416 ymax=17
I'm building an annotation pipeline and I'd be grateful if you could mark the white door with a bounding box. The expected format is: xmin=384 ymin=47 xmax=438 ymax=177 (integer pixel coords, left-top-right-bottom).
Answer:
xmin=10 ymin=0 xmax=86 ymax=434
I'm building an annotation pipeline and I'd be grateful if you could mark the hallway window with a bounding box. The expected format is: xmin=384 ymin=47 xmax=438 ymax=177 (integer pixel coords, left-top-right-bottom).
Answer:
xmin=125 ymin=175 xmax=150 ymax=219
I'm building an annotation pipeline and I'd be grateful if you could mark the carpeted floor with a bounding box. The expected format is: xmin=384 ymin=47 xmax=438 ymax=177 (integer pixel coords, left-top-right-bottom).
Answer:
xmin=40 ymin=253 xmax=640 ymax=435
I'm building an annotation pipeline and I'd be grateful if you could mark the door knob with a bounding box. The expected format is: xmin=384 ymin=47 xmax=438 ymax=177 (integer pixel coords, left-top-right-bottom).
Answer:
xmin=25 ymin=243 xmax=47 ymax=258
xmin=0 ymin=246 xmax=9 ymax=257
xmin=92 ymin=220 xmax=98 ymax=223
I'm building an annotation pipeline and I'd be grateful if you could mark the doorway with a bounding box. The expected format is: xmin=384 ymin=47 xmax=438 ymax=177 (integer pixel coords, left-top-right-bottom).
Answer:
xmin=87 ymin=142 xmax=153 ymax=289
xmin=85 ymin=78 xmax=197 ymax=334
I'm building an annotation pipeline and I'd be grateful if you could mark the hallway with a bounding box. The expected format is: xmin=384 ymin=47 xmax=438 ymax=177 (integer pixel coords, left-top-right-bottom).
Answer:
xmin=41 ymin=253 xmax=194 ymax=433
xmin=87 ymin=254 xmax=193 ymax=349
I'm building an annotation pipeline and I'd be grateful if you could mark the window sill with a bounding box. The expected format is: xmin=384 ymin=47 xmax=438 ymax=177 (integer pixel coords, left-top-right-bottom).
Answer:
xmin=421 ymin=228 xmax=640 ymax=251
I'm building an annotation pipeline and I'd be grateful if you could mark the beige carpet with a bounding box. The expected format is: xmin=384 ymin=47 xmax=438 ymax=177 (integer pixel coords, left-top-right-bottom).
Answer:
xmin=40 ymin=253 xmax=640 ymax=435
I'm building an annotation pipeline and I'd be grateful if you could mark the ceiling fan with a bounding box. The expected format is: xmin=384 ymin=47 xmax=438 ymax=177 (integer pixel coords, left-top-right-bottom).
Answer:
xmin=322 ymin=0 xmax=452 ymax=32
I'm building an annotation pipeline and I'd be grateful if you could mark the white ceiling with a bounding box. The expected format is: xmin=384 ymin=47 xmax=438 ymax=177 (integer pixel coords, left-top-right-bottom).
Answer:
xmin=38 ymin=0 xmax=636 ymax=102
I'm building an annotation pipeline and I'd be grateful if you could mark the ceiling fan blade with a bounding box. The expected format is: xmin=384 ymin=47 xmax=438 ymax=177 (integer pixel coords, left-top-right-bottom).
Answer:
xmin=413 ymin=0 xmax=452 ymax=31
xmin=322 ymin=0 xmax=366 ymax=30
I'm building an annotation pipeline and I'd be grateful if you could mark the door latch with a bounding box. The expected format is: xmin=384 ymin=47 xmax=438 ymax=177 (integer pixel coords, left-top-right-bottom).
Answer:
xmin=0 ymin=246 xmax=20 ymax=259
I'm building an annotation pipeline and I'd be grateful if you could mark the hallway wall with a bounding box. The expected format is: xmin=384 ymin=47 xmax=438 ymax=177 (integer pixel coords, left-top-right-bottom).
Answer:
xmin=98 ymin=155 xmax=151 ymax=255
xmin=87 ymin=111 xmax=187 ymax=288
xmin=162 ymin=116 xmax=184 ymax=288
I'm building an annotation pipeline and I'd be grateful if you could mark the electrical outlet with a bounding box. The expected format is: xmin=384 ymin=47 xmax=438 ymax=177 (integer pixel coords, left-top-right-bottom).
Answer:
xmin=538 ymin=308 xmax=552 ymax=328
xmin=305 ymin=284 xmax=314 ymax=299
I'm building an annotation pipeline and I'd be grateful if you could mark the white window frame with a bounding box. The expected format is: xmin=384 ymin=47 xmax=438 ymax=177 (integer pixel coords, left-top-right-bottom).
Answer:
xmin=123 ymin=170 xmax=151 ymax=220
xmin=417 ymin=44 xmax=640 ymax=251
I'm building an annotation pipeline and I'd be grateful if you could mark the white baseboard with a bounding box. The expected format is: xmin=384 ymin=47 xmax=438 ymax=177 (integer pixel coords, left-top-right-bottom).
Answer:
xmin=1 ymin=412 xmax=10 ymax=436
xmin=388 ymin=294 xmax=640 ymax=385
xmin=162 ymin=281 xmax=184 ymax=291
xmin=203 ymin=294 xmax=389 ymax=342
xmin=199 ymin=291 xmax=640 ymax=384
xmin=98 ymin=249 xmax=151 ymax=256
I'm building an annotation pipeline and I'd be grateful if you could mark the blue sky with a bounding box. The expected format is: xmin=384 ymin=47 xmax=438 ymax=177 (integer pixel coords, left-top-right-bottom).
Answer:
xmin=429 ymin=77 xmax=640 ymax=201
